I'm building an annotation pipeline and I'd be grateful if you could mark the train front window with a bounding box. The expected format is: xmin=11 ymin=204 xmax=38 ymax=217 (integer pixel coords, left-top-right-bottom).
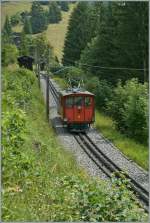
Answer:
xmin=75 ymin=96 xmax=83 ymax=106
xmin=65 ymin=97 xmax=73 ymax=107
xmin=85 ymin=97 xmax=92 ymax=107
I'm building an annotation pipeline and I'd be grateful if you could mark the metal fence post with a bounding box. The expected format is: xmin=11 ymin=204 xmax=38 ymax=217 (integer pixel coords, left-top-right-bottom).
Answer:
xmin=46 ymin=75 xmax=49 ymax=120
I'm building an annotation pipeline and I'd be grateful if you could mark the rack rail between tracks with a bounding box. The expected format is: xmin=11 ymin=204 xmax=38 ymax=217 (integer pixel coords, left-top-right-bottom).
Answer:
xmin=41 ymin=74 xmax=149 ymax=212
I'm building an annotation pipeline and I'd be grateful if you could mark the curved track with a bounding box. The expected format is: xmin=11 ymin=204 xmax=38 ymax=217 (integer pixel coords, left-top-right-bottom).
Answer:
xmin=44 ymin=75 xmax=149 ymax=212
xmin=75 ymin=133 xmax=149 ymax=211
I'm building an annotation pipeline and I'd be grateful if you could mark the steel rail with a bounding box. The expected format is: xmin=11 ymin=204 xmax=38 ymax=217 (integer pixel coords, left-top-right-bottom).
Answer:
xmin=45 ymin=75 xmax=149 ymax=212
xmin=77 ymin=133 xmax=149 ymax=212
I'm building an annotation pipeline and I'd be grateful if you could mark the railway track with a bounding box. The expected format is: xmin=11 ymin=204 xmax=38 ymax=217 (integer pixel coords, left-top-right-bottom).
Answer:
xmin=74 ymin=133 xmax=149 ymax=211
xmin=43 ymin=74 xmax=149 ymax=212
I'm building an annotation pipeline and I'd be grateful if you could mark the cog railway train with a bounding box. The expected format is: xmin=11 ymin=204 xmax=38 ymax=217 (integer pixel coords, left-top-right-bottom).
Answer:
xmin=58 ymin=87 xmax=95 ymax=132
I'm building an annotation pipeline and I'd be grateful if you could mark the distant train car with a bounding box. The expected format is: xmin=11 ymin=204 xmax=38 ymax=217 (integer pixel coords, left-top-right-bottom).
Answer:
xmin=58 ymin=88 xmax=95 ymax=131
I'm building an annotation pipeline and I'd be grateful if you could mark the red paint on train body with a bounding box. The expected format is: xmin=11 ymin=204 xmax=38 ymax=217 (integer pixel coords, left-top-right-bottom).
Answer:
xmin=58 ymin=89 xmax=95 ymax=131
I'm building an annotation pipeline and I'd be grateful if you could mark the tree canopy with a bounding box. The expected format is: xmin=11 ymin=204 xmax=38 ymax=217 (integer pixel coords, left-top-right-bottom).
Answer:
xmin=63 ymin=2 xmax=148 ymax=84
xmin=48 ymin=2 xmax=62 ymax=23
xmin=62 ymin=2 xmax=96 ymax=66
xmin=30 ymin=2 xmax=48 ymax=34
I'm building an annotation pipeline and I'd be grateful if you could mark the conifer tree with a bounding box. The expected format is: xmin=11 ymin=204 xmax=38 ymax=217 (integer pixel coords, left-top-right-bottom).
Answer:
xmin=2 ymin=16 xmax=12 ymax=44
xmin=23 ymin=17 xmax=32 ymax=34
xmin=30 ymin=2 xmax=48 ymax=34
xmin=62 ymin=2 xmax=95 ymax=66
xmin=80 ymin=2 xmax=148 ymax=84
xmin=58 ymin=2 xmax=69 ymax=11
xmin=19 ymin=31 xmax=29 ymax=56
xmin=48 ymin=2 xmax=62 ymax=23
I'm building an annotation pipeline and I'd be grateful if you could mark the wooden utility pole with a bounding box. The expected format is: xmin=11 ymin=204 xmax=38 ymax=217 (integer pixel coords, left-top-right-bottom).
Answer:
xmin=46 ymin=74 xmax=49 ymax=120
xmin=35 ymin=47 xmax=40 ymax=88
xmin=38 ymin=63 xmax=40 ymax=88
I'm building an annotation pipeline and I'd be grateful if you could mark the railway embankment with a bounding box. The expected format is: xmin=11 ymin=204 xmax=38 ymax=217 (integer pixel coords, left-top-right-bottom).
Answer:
xmin=53 ymin=76 xmax=148 ymax=170
xmin=42 ymin=75 xmax=148 ymax=211
xmin=2 ymin=67 xmax=148 ymax=221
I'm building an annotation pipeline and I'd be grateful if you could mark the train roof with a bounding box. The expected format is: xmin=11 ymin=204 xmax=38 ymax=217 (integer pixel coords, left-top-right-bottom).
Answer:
xmin=59 ymin=89 xmax=94 ymax=97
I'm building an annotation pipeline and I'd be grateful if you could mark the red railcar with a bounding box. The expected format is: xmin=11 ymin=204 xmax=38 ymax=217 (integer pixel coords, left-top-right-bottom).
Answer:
xmin=58 ymin=89 xmax=95 ymax=131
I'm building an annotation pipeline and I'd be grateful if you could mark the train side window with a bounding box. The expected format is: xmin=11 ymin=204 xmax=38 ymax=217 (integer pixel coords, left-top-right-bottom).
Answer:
xmin=65 ymin=97 xmax=73 ymax=107
xmin=85 ymin=97 xmax=91 ymax=107
xmin=75 ymin=96 xmax=83 ymax=106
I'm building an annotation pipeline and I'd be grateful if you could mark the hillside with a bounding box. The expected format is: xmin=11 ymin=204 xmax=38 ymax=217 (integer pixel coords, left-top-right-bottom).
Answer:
xmin=2 ymin=2 xmax=75 ymax=61
xmin=1 ymin=1 xmax=32 ymax=27
xmin=2 ymin=66 xmax=147 ymax=221
xmin=44 ymin=4 xmax=75 ymax=61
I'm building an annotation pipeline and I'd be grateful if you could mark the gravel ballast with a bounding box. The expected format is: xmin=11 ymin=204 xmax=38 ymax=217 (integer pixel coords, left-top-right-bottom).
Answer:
xmin=40 ymin=75 xmax=148 ymax=191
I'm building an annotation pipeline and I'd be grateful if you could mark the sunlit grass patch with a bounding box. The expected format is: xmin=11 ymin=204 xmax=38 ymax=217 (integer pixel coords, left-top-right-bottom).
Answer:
xmin=53 ymin=76 xmax=67 ymax=89
xmin=44 ymin=4 xmax=75 ymax=61
xmin=95 ymin=110 xmax=148 ymax=170
xmin=2 ymin=2 xmax=32 ymax=27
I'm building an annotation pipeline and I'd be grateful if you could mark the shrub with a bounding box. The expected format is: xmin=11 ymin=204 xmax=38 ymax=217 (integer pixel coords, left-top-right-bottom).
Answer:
xmin=10 ymin=13 xmax=21 ymax=26
xmin=107 ymin=79 xmax=148 ymax=143
xmin=2 ymin=44 xmax=18 ymax=66
xmin=123 ymin=80 xmax=148 ymax=143
xmin=49 ymin=62 xmax=63 ymax=74
xmin=3 ymin=68 xmax=35 ymax=108
xmin=48 ymin=174 xmax=147 ymax=221
xmin=63 ymin=66 xmax=86 ymax=88
xmin=2 ymin=109 xmax=27 ymax=183
xmin=85 ymin=77 xmax=113 ymax=111
xmin=2 ymin=68 xmax=36 ymax=185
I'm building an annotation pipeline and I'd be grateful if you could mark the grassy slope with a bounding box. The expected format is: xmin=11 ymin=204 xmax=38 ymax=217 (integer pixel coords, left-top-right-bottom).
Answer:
xmin=95 ymin=111 xmax=148 ymax=170
xmin=2 ymin=67 xmax=85 ymax=220
xmin=2 ymin=67 xmax=147 ymax=221
xmin=2 ymin=2 xmax=74 ymax=60
xmin=44 ymin=4 xmax=75 ymax=61
xmin=1 ymin=2 xmax=32 ymax=27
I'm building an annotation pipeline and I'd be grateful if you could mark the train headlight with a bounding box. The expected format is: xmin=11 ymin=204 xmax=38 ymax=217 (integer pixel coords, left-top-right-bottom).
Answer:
xmin=64 ymin=118 xmax=68 ymax=122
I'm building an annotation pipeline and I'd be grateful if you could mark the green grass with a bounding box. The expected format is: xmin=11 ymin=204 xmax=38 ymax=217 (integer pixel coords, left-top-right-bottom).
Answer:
xmin=2 ymin=67 xmax=148 ymax=221
xmin=2 ymin=67 xmax=86 ymax=221
xmin=1 ymin=2 xmax=32 ymax=27
xmin=53 ymin=76 xmax=67 ymax=89
xmin=43 ymin=4 xmax=75 ymax=62
xmin=53 ymin=76 xmax=148 ymax=170
xmin=2 ymin=1 xmax=75 ymax=62
xmin=95 ymin=111 xmax=148 ymax=170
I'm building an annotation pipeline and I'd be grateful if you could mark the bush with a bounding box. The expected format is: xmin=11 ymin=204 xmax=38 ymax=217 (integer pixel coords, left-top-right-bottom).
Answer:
xmin=2 ymin=109 xmax=27 ymax=184
xmin=49 ymin=62 xmax=63 ymax=74
xmin=107 ymin=79 xmax=148 ymax=143
xmin=2 ymin=44 xmax=18 ymax=66
xmin=48 ymin=174 xmax=147 ymax=221
xmin=123 ymin=80 xmax=148 ymax=143
xmin=85 ymin=77 xmax=113 ymax=111
xmin=3 ymin=68 xmax=35 ymax=108
xmin=10 ymin=13 xmax=21 ymax=26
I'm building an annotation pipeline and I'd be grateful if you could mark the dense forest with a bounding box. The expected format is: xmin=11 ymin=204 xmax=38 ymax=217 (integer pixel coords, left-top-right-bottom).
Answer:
xmin=62 ymin=1 xmax=148 ymax=144
xmin=63 ymin=2 xmax=148 ymax=83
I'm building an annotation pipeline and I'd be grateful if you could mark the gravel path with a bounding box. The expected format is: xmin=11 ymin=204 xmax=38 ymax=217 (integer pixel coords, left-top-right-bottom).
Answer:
xmin=40 ymin=76 xmax=149 ymax=191
xmin=40 ymin=77 xmax=108 ymax=180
